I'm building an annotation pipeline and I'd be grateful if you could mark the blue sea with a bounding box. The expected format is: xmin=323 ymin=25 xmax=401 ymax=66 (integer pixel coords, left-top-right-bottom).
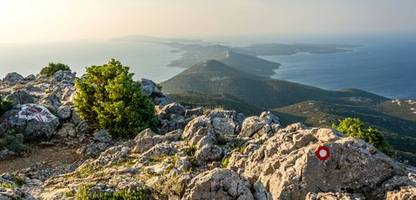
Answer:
xmin=0 ymin=34 xmax=415 ymax=99
xmin=259 ymin=36 xmax=416 ymax=99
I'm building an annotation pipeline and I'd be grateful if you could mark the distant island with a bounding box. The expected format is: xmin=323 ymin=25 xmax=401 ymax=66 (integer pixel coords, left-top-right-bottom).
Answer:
xmin=113 ymin=35 xmax=358 ymax=78
xmin=161 ymin=41 xmax=358 ymax=77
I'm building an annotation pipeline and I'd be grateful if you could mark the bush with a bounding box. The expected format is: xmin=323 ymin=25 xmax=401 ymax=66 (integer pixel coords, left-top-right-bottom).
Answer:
xmin=0 ymin=97 xmax=13 ymax=116
xmin=333 ymin=117 xmax=390 ymax=154
xmin=76 ymin=185 xmax=153 ymax=200
xmin=74 ymin=59 xmax=157 ymax=137
xmin=0 ymin=132 xmax=27 ymax=155
xmin=40 ymin=63 xmax=71 ymax=77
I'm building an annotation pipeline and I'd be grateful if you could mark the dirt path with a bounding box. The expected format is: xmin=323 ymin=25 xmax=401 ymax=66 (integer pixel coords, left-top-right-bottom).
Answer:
xmin=0 ymin=146 xmax=82 ymax=174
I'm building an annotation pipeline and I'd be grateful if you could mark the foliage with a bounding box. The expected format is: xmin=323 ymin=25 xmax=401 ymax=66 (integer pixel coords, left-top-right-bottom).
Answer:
xmin=0 ymin=97 xmax=13 ymax=116
xmin=183 ymin=145 xmax=197 ymax=156
xmin=40 ymin=62 xmax=71 ymax=77
xmin=76 ymin=185 xmax=153 ymax=200
xmin=0 ymin=132 xmax=27 ymax=155
xmin=333 ymin=117 xmax=390 ymax=154
xmin=74 ymin=59 xmax=157 ymax=137
xmin=221 ymin=156 xmax=230 ymax=168
xmin=0 ymin=182 xmax=15 ymax=189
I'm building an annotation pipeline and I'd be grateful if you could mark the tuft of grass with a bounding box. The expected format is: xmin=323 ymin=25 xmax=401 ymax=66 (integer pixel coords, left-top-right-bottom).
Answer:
xmin=221 ymin=156 xmax=230 ymax=168
xmin=183 ymin=145 xmax=197 ymax=157
xmin=0 ymin=182 xmax=16 ymax=189
xmin=76 ymin=164 xmax=96 ymax=178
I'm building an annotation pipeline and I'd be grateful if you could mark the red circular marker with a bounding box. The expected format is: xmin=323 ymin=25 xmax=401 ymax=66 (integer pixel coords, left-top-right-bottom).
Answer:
xmin=315 ymin=145 xmax=330 ymax=161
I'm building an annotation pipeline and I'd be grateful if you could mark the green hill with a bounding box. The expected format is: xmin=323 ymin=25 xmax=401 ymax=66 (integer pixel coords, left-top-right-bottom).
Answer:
xmin=162 ymin=60 xmax=386 ymax=109
xmin=161 ymin=60 xmax=416 ymax=165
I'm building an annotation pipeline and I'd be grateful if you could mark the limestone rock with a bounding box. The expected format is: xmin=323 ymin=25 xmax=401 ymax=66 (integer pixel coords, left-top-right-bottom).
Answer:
xmin=182 ymin=168 xmax=254 ymax=200
xmin=1 ymin=104 xmax=59 ymax=139
xmin=51 ymin=70 xmax=76 ymax=84
xmin=239 ymin=111 xmax=280 ymax=138
xmin=132 ymin=129 xmax=181 ymax=154
xmin=157 ymin=103 xmax=187 ymax=132
xmin=195 ymin=144 xmax=223 ymax=163
xmin=386 ymin=186 xmax=416 ymax=200
xmin=229 ymin=125 xmax=413 ymax=199
xmin=140 ymin=78 xmax=171 ymax=106
xmin=84 ymin=129 xmax=114 ymax=157
xmin=2 ymin=72 xmax=24 ymax=85
xmin=56 ymin=123 xmax=76 ymax=138
xmin=5 ymin=90 xmax=35 ymax=105
xmin=305 ymin=192 xmax=365 ymax=200
xmin=57 ymin=106 xmax=72 ymax=120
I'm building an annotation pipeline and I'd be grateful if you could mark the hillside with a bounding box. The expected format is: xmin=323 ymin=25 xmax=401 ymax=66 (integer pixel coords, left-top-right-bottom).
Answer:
xmin=166 ymin=43 xmax=280 ymax=77
xmin=162 ymin=60 xmax=386 ymax=109
xmin=161 ymin=60 xmax=416 ymax=165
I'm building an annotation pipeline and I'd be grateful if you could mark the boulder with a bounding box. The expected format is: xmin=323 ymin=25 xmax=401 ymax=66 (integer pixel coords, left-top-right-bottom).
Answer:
xmin=185 ymin=107 xmax=204 ymax=118
xmin=41 ymin=94 xmax=61 ymax=109
xmin=84 ymin=129 xmax=113 ymax=157
xmin=57 ymin=106 xmax=72 ymax=120
xmin=51 ymin=70 xmax=76 ymax=84
xmin=182 ymin=168 xmax=254 ymax=200
xmin=157 ymin=102 xmax=185 ymax=117
xmin=305 ymin=192 xmax=365 ymax=200
xmin=183 ymin=109 xmax=244 ymax=142
xmin=94 ymin=129 xmax=112 ymax=143
xmin=2 ymin=72 xmax=24 ymax=85
xmin=24 ymin=74 xmax=36 ymax=81
xmin=1 ymin=104 xmax=59 ymax=139
xmin=140 ymin=78 xmax=172 ymax=106
xmin=140 ymin=78 xmax=159 ymax=97
xmin=195 ymin=144 xmax=223 ymax=163
xmin=132 ymin=129 xmax=181 ymax=154
xmin=386 ymin=186 xmax=416 ymax=200
xmin=229 ymin=125 xmax=413 ymax=199
xmin=240 ymin=116 xmax=267 ymax=138
xmin=239 ymin=111 xmax=280 ymax=138
xmin=157 ymin=103 xmax=187 ymax=132
xmin=5 ymin=90 xmax=34 ymax=105
xmin=56 ymin=123 xmax=76 ymax=138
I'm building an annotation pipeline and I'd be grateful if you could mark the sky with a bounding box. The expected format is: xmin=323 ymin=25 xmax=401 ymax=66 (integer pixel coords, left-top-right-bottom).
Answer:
xmin=0 ymin=0 xmax=416 ymax=43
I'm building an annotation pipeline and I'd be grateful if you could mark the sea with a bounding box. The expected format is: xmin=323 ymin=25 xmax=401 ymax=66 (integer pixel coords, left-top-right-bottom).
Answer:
xmin=0 ymin=34 xmax=415 ymax=99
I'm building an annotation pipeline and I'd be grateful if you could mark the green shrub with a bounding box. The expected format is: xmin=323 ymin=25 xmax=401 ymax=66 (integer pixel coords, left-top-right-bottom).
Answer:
xmin=0 ymin=132 xmax=27 ymax=155
xmin=76 ymin=185 xmax=153 ymax=200
xmin=0 ymin=97 xmax=13 ymax=116
xmin=74 ymin=59 xmax=157 ymax=137
xmin=333 ymin=117 xmax=390 ymax=154
xmin=40 ymin=62 xmax=71 ymax=77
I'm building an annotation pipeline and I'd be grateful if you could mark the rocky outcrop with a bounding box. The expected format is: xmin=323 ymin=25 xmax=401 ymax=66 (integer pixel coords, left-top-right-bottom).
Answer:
xmin=228 ymin=124 xmax=415 ymax=199
xmin=386 ymin=186 xmax=416 ymax=200
xmin=305 ymin=192 xmax=365 ymax=200
xmin=1 ymin=104 xmax=59 ymax=139
xmin=82 ymin=129 xmax=114 ymax=157
xmin=239 ymin=111 xmax=280 ymax=138
xmin=2 ymin=72 xmax=24 ymax=85
xmin=140 ymin=78 xmax=171 ymax=106
xmin=182 ymin=168 xmax=254 ymax=200
xmin=1 ymin=73 xmax=416 ymax=199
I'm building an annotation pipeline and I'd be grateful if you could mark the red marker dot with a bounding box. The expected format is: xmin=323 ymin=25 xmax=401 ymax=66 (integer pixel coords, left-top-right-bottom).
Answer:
xmin=315 ymin=145 xmax=330 ymax=161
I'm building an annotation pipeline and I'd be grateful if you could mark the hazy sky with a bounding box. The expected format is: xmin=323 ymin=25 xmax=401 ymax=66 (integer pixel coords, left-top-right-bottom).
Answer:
xmin=1 ymin=0 xmax=415 ymax=43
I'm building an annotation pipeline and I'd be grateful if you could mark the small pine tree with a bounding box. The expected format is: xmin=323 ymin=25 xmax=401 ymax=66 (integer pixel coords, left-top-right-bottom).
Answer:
xmin=333 ymin=117 xmax=390 ymax=154
xmin=40 ymin=63 xmax=71 ymax=77
xmin=74 ymin=59 xmax=157 ymax=137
